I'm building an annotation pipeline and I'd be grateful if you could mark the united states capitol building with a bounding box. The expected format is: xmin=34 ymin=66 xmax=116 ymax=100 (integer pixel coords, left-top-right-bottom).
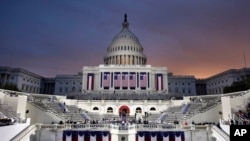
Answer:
xmin=0 ymin=14 xmax=250 ymax=141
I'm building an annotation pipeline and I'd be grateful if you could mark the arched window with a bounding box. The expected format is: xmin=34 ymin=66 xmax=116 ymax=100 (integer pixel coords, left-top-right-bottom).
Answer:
xmin=136 ymin=107 xmax=142 ymax=113
xmin=93 ymin=107 xmax=99 ymax=111
xmin=107 ymin=107 xmax=113 ymax=113
xmin=150 ymin=107 xmax=156 ymax=111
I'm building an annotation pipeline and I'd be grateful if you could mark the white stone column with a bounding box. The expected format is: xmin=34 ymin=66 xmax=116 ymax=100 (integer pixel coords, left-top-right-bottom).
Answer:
xmin=82 ymin=72 xmax=87 ymax=92
xmin=163 ymin=73 xmax=168 ymax=92
xmin=126 ymin=55 xmax=129 ymax=65
xmin=133 ymin=56 xmax=135 ymax=65
xmin=122 ymin=55 xmax=124 ymax=65
xmin=118 ymin=55 xmax=120 ymax=65
xmin=151 ymin=73 xmax=155 ymax=91
xmin=125 ymin=55 xmax=127 ymax=65
xmin=130 ymin=55 xmax=133 ymax=65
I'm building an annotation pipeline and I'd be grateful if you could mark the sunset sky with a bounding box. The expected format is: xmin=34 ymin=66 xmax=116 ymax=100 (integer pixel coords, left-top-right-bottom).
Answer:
xmin=0 ymin=0 xmax=250 ymax=78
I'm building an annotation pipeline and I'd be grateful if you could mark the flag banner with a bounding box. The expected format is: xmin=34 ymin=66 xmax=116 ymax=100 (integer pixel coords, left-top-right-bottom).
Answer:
xmin=103 ymin=72 xmax=110 ymax=89
xmin=175 ymin=132 xmax=183 ymax=141
xmin=63 ymin=130 xmax=111 ymax=141
xmin=78 ymin=134 xmax=84 ymax=141
xmin=138 ymin=132 xmax=145 ymax=141
xmin=122 ymin=72 xmax=128 ymax=89
xmin=129 ymin=72 xmax=136 ymax=89
xmin=140 ymin=72 xmax=147 ymax=89
xmin=114 ymin=72 xmax=121 ymax=89
xmin=66 ymin=132 xmax=72 ymax=141
xmin=90 ymin=135 xmax=96 ymax=141
xmin=102 ymin=133 xmax=109 ymax=141
xmin=163 ymin=135 xmax=169 ymax=141
xmin=87 ymin=73 xmax=94 ymax=90
xmin=151 ymin=133 xmax=157 ymax=141
xmin=156 ymin=74 xmax=163 ymax=91
xmin=136 ymin=131 xmax=185 ymax=141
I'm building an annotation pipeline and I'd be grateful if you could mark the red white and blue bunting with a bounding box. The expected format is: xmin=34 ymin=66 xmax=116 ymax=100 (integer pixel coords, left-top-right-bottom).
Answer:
xmin=136 ymin=131 xmax=185 ymax=141
xmin=63 ymin=130 xmax=111 ymax=141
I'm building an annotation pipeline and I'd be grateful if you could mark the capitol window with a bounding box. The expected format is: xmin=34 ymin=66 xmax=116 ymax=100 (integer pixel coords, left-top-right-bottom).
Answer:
xmin=136 ymin=107 xmax=142 ymax=113
xmin=107 ymin=107 xmax=113 ymax=113
xmin=150 ymin=107 xmax=156 ymax=111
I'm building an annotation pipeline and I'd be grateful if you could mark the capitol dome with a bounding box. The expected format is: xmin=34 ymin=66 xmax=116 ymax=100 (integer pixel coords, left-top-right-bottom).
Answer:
xmin=104 ymin=14 xmax=147 ymax=65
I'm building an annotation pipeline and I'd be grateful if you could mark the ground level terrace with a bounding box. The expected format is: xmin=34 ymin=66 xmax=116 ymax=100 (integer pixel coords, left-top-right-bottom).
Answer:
xmin=11 ymin=123 xmax=228 ymax=141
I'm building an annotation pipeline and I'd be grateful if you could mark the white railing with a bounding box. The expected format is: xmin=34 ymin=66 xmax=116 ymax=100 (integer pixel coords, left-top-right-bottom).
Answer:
xmin=8 ymin=123 xmax=212 ymax=141
xmin=211 ymin=125 xmax=230 ymax=141
xmin=38 ymin=123 xmax=181 ymax=130
xmin=10 ymin=124 xmax=37 ymax=141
